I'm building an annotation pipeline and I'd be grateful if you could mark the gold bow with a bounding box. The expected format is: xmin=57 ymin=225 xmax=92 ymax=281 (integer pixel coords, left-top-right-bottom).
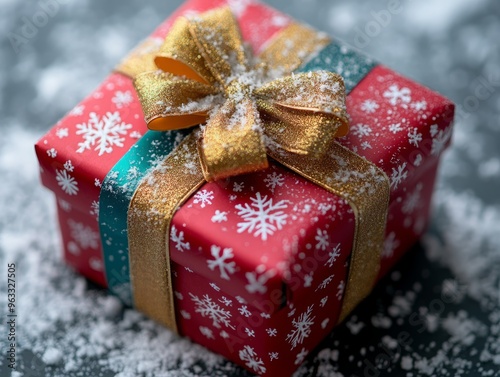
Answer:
xmin=117 ymin=6 xmax=390 ymax=333
xmin=133 ymin=7 xmax=348 ymax=181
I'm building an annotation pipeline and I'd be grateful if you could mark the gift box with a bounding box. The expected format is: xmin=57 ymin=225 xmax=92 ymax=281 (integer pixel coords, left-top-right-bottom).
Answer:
xmin=35 ymin=0 xmax=454 ymax=375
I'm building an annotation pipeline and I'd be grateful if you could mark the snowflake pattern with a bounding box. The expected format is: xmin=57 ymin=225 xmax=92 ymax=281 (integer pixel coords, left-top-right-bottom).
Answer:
xmin=432 ymin=128 xmax=452 ymax=156
xmin=402 ymin=183 xmax=423 ymax=214
xmin=170 ymin=225 xmax=190 ymax=252
xmin=327 ymin=244 xmax=341 ymax=267
xmin=63 ymin=160 xmax=74 ymax=172
xmin=211 ymin=210 xmax=228 ymax=223
xmin=47 ymin=148 xmax=57 ymax=158
xmin=315 ymin=229 xmax=329 ymax=251
xmin=264 ymin=171 xmax=285 ymax=192
xmin=269 ymin=352 xmax=279 ymax=361
xmin=207 ymin=245 xmax=236 ymax=280
xmin=245 ymin=270 xmax=272 ymax=294
xmin=408 ymin=128 xmax=423 ymax=147
xmin=351 ymin=123 xmax=373 ymax=138
xmin=389 ymin=123 xmax=404 ymax=134
xmin=315 ymin=274 xmax=334 ymax=291
xmin=56 ymin=169 xmax=79 ymax=195
xmin=411 ymin=100 xmax=427 ymax=111
xmin=90 ymin=200 xmax=99 ymax=219
xmin=238 ymin=305 xmax=251 ymax=318
xmin=383 ymin=232 xmax=400 ymax=258
xmin=286 ymin=305 xmax=315 ymax=349
xmin=390 ymin=163 xmax=408 ymax=189
xmin=233 ymin=181 xmax=244 ymax=192
xmin=235 ymin=193 xmax=288 ymax=241
xmin=360 ymin=99 xmax=379 ymax=113
xmin=199 ymin=326 xmax=214 ymax=339
xmin=295 ymin=348 xmax=309 ymax=365
xmin=69 ymin=104 xmax=85 ymax=116
xmin=383 ymin=85 xmax=412 ymax=106
xmin=239 ymin=346 xmax=266 ymax=374
xmin=266 ymin=328 xmax=277 ymax=337
xmin=336 ymin=280 xmax=345 ymax=300
xmin=193 ymin=190 xmax=214 ymax=208
xmin=76 ymin=112 xmax=132 ymax=156
xmin=245 ymin=328 xmax=255 ymax=337
xmin=112 ymin=90 xmax=133 ymax=109
xmin=68 ymin=220 xmax=99 ymax=249
xmin=190 ymin=293 xmax=234 ymax=329
xmin=56 ymin=128 xmax=68 ymax=139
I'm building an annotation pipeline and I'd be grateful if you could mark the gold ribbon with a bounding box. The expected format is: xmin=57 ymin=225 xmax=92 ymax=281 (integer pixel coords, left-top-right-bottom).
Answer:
xmin=119 ymin=7 xmax=390 ymax=332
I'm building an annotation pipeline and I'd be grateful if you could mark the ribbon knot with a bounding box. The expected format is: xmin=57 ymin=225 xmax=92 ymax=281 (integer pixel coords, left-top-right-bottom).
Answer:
xmin=134 ymin=6 xmax=349 ymax=181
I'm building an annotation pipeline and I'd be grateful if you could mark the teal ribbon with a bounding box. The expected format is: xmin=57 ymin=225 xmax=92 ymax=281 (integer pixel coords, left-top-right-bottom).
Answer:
xmin=99 ymin=40 xmax=377 ymax=304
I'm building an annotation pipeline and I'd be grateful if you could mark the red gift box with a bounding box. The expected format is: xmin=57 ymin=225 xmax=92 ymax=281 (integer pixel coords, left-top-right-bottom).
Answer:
xmin=35 ymin=0 xmax=454 ymax=375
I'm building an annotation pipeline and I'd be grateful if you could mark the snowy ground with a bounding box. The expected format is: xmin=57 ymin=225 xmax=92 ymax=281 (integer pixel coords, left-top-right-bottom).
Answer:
xmin=1 ymin=0 xmax=499 ymax=376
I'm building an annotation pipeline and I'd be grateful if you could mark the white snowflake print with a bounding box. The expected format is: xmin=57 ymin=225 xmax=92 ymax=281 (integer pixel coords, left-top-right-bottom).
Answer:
xmin=360 ymin=99 xmax=379 ymax=114
xmin=295 ymin=348 xmax=309 ymax=365
xmin=383 ymin=232 xmax=400 ymax=258
xmin=90 ymin=200 xmax=99 ymax=219
xmin=321 ymin=318 xmax=330 ymax=329
xmin=238 ymin=305 xmax=251 ymax=318
xmin=327 ymin=244 xmax=341 ymax=267
xmin=180 ymin=310 xmax=191 ymax=319
xmin=389 ymin=123 xmax=404 ymax=134
xmin=76 ymin=111 xmax=132 ymax=156
xmin=69 ymin=104 xmax=85 ymax=116
xmin=199 ymin=326 xmax=214 ymax=339
xmin=56 ymin=128 xmax=69 ymax=139
xmin=174 ymin=291 xmax=184 ymax=300
xmin=94 ymin=178 xmax=102 ymax=187
xmin=431 ymin=128 xmax=452 ymax=156
xmin=318 ymin=203 xmax=333 ymax=215
xmin=210 ymin=282 xmax=220 ymax=292
xmin=288 ymin=307 xmax=296 ymax=317
xmin=170 ymin=225 xmax=190 ymax=252
xmin=320 ymin=296 xmax=328 ymax=307
xmin=286 ymin=305 xmax=315 ymax=349
xmin=383 ymin=85 xmax=412 ymax=106
xmin=337 ymin=280 xmax=345 ymax=300
xmin=245 ymin=268 xmax=276 ymax=294
xmin=430 ymin=124 xmax=439 ymax=137
xmin=235 ymin=193 xmax=288 ymax=241
xmin=64 ymin=160 xmax=74 ymax=172
xmin=413 ymin=154 xmax=423 ymax=167
xmin=266 ymin=328 xmax=277 ymax=337
xmin=112 ymin=90 xmax=133 ymax=109
xmin=56 ymin=169 xmax=79 ymax=196
xmin=193 ymin=189 xmax=214 ymax=208
xmin=190 ymin=293 xmax=234 ymax=329
xmin=185 ymin=267 xmax=193 ymax=273
xmin=233 ymin=181 xmax=244 ymax=192
xmin=304 ymin=273 xmax=313 ymax=288
xmin=236 ymin=296 xmax=247 ymax=304
xmin=207 ymin=245 xmax=236 ymax=280
xmin=351 ymin=124 xmax=373 ymax=138
xmin=315 ymin=274 xmax=334 ymax=291
xmin=58 ymin=199 xmax=72 ymax=212
xmin=264 ymin=171 xmax=285 ymax=192
xmin=130 ymin=130 xmax=142 ymax=139
xmin=402 ymin=183 xmax=422 ymax=214
xmin=245 ymin=328 xmax=255 ymax=337
xmin=68 ymin=220 xmax=99 ymax=249
xmin=220 ymin=330 xmax=229 ymax=339
xmin=47 ymin=148 xmax=57 ymax=158
xmin=239 ymin=345 xmax=266 ymax=374
xmin=211 ymin=210 xmax=228 ymax=223
xmin=219 ymin=296 xmax=233 ymax=306
xmin=390 ymin=162 xmax=408 ymax=189
xmin=261 ymin=312 xmax=271 ymax=319
xmin=89 ymin=257 xmax=103 ymax=271
xmin=269 ymin=352 xmax=279 ymax=361
xmin=315 ymin=229 xmax=329 ymax=251
xmin=411 ymin=100 xmax=427 ymax=111
xmin=408 ymin=128 xmax=423 ymax=147
xmin=361 ymin=141 xmax=373 ymax=150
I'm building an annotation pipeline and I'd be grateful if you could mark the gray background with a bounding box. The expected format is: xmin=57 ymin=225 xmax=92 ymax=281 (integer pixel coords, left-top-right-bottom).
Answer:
xmin=1 ymin=0 xmax=499 ymax=376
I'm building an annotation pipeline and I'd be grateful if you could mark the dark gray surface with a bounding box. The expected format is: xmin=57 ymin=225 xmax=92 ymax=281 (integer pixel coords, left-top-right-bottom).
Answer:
xmin=1 ymin=0 xmax=499 ymax=376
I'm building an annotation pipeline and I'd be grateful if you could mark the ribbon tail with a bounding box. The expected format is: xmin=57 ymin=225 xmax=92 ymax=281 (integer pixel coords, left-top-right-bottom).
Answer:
xmin=268 ymin=142 xmax=390 ymax=324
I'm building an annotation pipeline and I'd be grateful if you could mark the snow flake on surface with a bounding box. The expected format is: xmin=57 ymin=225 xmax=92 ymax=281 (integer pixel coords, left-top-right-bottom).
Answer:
xmin=402 ymin=183 xmax=423 ymax=214
xmin=351 ymin=123 xmax=373 ymax=138
xmin=286 ymin=305 xmax=315 ymax=349
xmin=389 ymin=123 xmax=404 ymax=134
xmin=315 ymin=228 xmax=329 ymax=251
xmin=56 ymin=169 xmax=79 ymax=195
xmin=56 ymin=128 xmax=69 ymax=139
xmin=383 ymin=85 xmax=412 ymax=106
xmin=190 ymin=293 xmax=234 ymax=329
xmin=266 ymin=328 xmax=277 ymax=337
xmin=245 ymin=270 xmax=273 ymax=294
xmin=383 ymin=232 xmax=400 ymax=258
xmin=170 ymin=225 xmax=190 ymax=252
xmin=269 ymin=352 xmax=279 ymax=361
xmin=193 ymin=189 xmax=214 ymax=208
xmin=199 ymin=326 xmax=214 ymax=339
xmin=408 ymin=128 xmax=423 ymax=147
xmin=47 ymin=148 xmax=57 ymax=158
xmin=233 ymin=181 xmax=244 ymax=192
xmin=432 ymin=127 xmax=453 ymax=156
xmin=235 ymin=193 xmax=288 ymax=241
xmin=239 ymin=345 xmax=266 ymax=374
xmin=76 ymin=112 xmax=132 ymax=156
xmin=264 ymin=171 xmax=285 ymax=192
xmin=63 ymin=160 xmax=74 ymax=172
xmin=316 ymin=274 xmax=334 ymax=291
xmin=238 ymin=305 xmax=252 ymax=318
xmin=207 ymin=245 xmax=236 ymax=280
xmin=327 ymin=244 xmax=341 ymax=267
xmin=294 ymin=348 xmax=309 ymax=365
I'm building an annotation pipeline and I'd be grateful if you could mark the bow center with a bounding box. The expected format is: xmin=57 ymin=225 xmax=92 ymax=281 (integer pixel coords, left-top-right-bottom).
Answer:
xmin=225 ymin=79 xmax=254 ymax=102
